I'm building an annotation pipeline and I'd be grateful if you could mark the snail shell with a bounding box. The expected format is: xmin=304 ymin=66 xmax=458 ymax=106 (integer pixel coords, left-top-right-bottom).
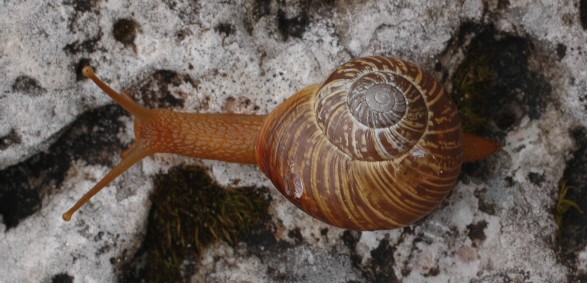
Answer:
xmin=256 ymin=56 xmax=463 ymax=230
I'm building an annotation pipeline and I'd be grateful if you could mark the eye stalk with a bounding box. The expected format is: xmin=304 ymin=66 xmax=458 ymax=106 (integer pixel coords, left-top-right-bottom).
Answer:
xmin=63 ymin=67 xmax=155 ymax=221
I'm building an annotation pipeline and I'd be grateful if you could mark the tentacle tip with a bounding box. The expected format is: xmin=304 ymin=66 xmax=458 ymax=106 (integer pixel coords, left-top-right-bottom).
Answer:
xmin=82 ymin=66 xmax=94 ymax=78
xmin=62 ymin=212 xmax=73 ymax=222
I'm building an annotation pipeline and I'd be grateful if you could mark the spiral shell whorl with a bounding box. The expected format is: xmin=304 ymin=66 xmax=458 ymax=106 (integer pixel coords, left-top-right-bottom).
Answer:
xmin=315 ymin=57 xmax=431 ymax=161
xmin=256 ymin=56 xmax=462 ymax=230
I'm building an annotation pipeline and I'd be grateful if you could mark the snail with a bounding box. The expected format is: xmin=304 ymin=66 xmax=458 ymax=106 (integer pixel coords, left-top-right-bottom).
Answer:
xmin=62 ymin=56 xmax=499 ymax=231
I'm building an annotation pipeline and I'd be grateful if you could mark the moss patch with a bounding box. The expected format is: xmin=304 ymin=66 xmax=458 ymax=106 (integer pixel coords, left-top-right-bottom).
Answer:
xmin=452 ymin=53 xmax=496 ymax=133
xmin=451 ymin=24 xmax=552 ymax=138
xmin=120 ymin=165 xmax=270 ymax=282
xmin=558 ymin=127 xmax=587 ymax=280
xmin=555 ymin=181 xmax=583 ymax=229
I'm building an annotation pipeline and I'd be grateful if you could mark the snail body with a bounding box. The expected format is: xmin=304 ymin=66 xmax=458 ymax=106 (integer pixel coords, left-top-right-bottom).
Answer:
xmin=63 ymin=56 xmax=497 ymax=231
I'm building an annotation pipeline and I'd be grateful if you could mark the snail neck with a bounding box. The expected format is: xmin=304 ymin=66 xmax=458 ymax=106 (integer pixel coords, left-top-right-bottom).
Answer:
xmin=137 ymin=110 xmax=265 ymax=163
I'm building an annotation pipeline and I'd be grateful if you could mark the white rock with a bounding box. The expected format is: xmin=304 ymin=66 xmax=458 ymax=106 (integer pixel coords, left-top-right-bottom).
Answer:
xmin=1 ymin=0 xmax=584 ymax=282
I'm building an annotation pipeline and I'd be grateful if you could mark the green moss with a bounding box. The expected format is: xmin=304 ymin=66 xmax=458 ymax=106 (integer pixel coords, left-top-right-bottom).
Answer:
xmin=451 ymin=53 xmax=496 ymax=133
xmin=556 ymin=181 xmax=583 ymax=229
xmin=140 ymin=165 xmax=270 ymax=282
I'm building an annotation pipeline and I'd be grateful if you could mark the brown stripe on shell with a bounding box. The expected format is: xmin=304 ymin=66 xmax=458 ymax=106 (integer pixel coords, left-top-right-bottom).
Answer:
xmin=256 ymin=56 xmax=462 ymax=230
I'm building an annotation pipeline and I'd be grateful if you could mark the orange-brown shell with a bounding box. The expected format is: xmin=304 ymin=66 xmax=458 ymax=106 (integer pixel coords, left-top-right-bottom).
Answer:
xmin=256 ymin=56 xmax=463 ymax=230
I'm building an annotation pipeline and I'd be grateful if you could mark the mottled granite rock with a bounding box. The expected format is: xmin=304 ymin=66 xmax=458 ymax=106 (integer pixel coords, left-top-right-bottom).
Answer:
xmin=1 ymin=0 xmax=585 ymax=282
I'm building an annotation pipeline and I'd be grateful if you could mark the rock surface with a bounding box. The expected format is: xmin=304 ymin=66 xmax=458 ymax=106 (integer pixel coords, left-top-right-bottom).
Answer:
xmin=1 ymin=0 xmax=586 ymax=282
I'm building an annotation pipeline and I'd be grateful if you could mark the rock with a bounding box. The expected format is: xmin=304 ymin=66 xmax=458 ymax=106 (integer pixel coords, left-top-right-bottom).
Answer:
xmin=1 ymin=0 xmax=584 ymax=282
